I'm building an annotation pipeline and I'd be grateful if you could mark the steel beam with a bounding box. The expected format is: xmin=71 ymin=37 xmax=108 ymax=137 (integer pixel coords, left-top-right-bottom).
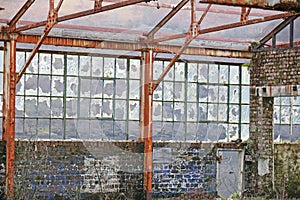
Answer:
xmin=2 ymin=33 xmax=18 ymax=199
xmin=10 ymin=34 xmax=252 ymax=58
xmin=15 ymin=0 xmax=149 ymax=32
xmin=7 ymin=0 xmax=36 ymax=28
xmin=199 ymin=0 xmax=300 ymax=11
xmin=140 ymin=49 xmax=154 ymax=200
xmin=145 ymin=0 xmax=189 ymax=39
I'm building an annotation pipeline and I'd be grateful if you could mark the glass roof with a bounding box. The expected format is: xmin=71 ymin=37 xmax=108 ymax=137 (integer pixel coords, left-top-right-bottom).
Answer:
xmin=0 ymin=0 xmax=299 ymax=52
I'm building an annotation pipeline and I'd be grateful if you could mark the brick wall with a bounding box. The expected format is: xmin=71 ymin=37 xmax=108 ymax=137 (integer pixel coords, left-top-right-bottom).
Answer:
xmin=0 ymin=140 xmax=218 ymax=199
xmin=248 ymin=47 xmax=300 ymax=197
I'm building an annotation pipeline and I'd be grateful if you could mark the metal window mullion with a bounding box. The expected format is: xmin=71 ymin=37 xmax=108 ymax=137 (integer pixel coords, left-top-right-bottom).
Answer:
xmin=125 ymin=58 xmax=130 ymax=140
xmin=227 ymin=65 xmax=230 ymax=142
xmin=112 ymin=57 xmax=117 ymax=138
xmin=62 ymin=54 xmax=68 ymax=139
xmin=184 ymin=62 xmax=188 ymax=141
xmin=238 ymin=65 xmax=242 ymax=139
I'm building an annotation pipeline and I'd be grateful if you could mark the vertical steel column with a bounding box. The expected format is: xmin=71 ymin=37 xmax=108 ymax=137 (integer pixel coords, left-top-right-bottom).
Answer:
xmin=2 ymin=33 xmax=18 ymax=198
xmin=140 ymin=49 xmax=154 ymax=200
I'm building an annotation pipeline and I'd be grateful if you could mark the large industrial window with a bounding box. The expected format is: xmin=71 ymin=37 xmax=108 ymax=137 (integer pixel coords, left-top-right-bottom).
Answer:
xmin=274 ymin=96 xmax=300 ymax=142
xmin=0 ymin=50 xmax=250 ymax=141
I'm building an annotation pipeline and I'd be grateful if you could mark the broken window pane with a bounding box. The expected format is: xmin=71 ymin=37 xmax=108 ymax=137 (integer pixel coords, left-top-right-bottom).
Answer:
xmin=173 ymin=122 xmax=185 ymax=140
xmin=197 ymin=123 xmax=208 ymax=141
xmin=37 ymin=119 xmax=50 ymax=138
xmin=230 ymin=65 xmax=239 ymax=84
xmin=229 ymin=105 xmax=239 ymax=123
xmin=199 ymin=103 xmax=207 ymax=121
xmin=38 ymin=75 xmax=51 ymax=96
xmin=92 ymin=56 xmax=103 ymax=77
xmin=153 ymin=85 xmax=162 ymax=100
xmin=16 ymin=76 xmax=24 ymax=95
xmin=281 ymin=97 xmax=290 ymax=105
xmin=80 ymin=78 xmax=91 ymax=97
xmin=174 ymin=102 xmax=184 ymax=121
xmin=91 ymin=79 xmax=102 ymax=98
xmin=209 ymin=64 xmax=218 ymax=83
xmin=128 ymin=121 xmax=139 ymax=140
xmin=219 ymin=104 xmax=228 ymax=121
xmin=16 ymin=96 xmax=24 ymax=117
xmin=187 ymin=63 xmax=197 ymax=82
xmin=129 ymin=59 xmax=140 ymax=79
xmin=208 ymin=103 xmax=218 ymax=121
xmin=174 ymin=82 xmax=184 ymax=101
xmin=241 ymin=124 xmax=249 ymax=141
xmin=26 ymin=52 xmax=38 ymax=74
xmin=161 ymin=122 xmax=173 ymax=140
xmin=38 ymin=97 xmax=51 ymax=117
xmin=281 ymin=106 xmax=290 ymax=123
xmin=24 ymin=118 xmax=37 ymax=136
xmin=153 ymin=61 xmax=163 ymax=80
xmin=116 ymin=58 xmax=127 ymax=78
xmin=67 ymin=55 xmax=78 ymax=75
xmin=65 ymin=119 xmax=78 ymax=139
xmin=187 ymin=103 xmax=197 ymax=121
xmin=175 ymin=62 xmax=185 ymax=81
xmin=52 ymin=76 xmax=64 ymax=96
xmin=208 ymin=85 xmax=218 ymax=102
xmin=129 ymin=100 xmax=139 ymax=120
xmin=115 ymin=79 xmax=127 ymax=99
xmin=51 ymin=98 xmax=63 ymax=118
xmin=153 ymin=101 xmax=162 ymax=121
xmin=39 ymin=53 xmax=51 ymax=74
xmin=80 ymin=56 xmax=91 ymax=76
xmin=66 ymin=98 xmax=78 ymax=118
xmin=90 ymin=99 xmax=102 ymax=118
xmin=198 ymin=85 xmax=208 ymax=102
xmin=25 ymin=97 xmax=38 ymax=117
xmin=102 ymin=99 xmax=113 ymax=118
xmin=114 ymin=121 xmax=126 ymax=140
xmin=51 ymin=119 xmax=63 ymax=139
xmin=25 ymin=74 xmax=38 ymax=95
xmin=104 ymin=57 xmax=115 ymax=78
xmin=115 ymin=100 xmax=127 ymax=120
xmin=163 ymin=82 xmax=173 ymax=101
xmin=103 ymin=120 xmax=114 ymax=139
xmin=66 ymin=77 xmax=78 ymax=97
xmin=229 ymin=86 xmax=239 ymax=103
xmin=219 ymin=65 xmax=228 ymax=84
xmin=77 ymin=119 xmax=90 ymax=139
xmin=292 ymin=106 xmax=300 ymax=124
xmin=229 ymin=124 xmax=239 ymax=140
xmin=90 ymin=120 xmax=102 ymax=138
xmin=15 ymin=118 xmax=23 ymax=137
xmin=163 ymin=102 xmax=173 ymax=121
xmin=16 ymin=51 xmax=25 ymax=71
xmin=103 ymin=80 xmax=114 ymax=98
xmin=79 ymin=98 xmax=90 ymax=117
xmin=198 ymin=64 xmax=208 ymax=83
xmin=164 ymin=61 xmax=173 ymax=81
xmin=187 ymin=83 xmax=197 ymax=102
xmin=129 ymin=80 xmax=139 ymax=99
xmin=52 ymin=54 xmax=64 ymax=75
xmin=186 ymin=122 xmax=197 ymax=140
xmin=219 ymin=86 xmax=227 ymax=103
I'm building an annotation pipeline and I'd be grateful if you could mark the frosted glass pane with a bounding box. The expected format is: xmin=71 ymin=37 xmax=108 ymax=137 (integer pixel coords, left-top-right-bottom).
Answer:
xmin=187 ymin=103 xmax=197 ymax=121
xmin=208 ymin=85 xmax=218 ymax=102
xmin=25 ymin=74 xmax=38 ymax=95
xmin=163 ymin=82 xmax=173 ymax=101
xmin=51 ymin=98 xmax=63 ymax=118
xmin=103 ymin=80 xmax=114 ymax=98
xmin=229 ymin=124 xmax=239 ymax=140
xmin=39 ymin=53 xmax=51 ymax=74
xmin=66 ymin=77 xmax=78 ymax=97
xmin=174 ymin=82 xmax=184 ymax=101
xmin=90 ymin=99 xmax=102 ymax=118
xmin=229 ymin=86 xmax=239 ymax=103
xmin=77 ymin=120 xmax=90 ymax=139
xmin=164 ymin=61 xmax=173 ymax=81
xmin=92 ymin=56 xmax=103 ymax=77
xmin=241 ymin=86 xmax=250 ymax=104
xmin=153 ymin=85 xmax=162 ymax=100
xmin=37 ymin=119 xmax=50 ymax=136
xmin=199 ymin=103 xmax=207 ymax=121
xmin=197 ymin=123 xmax=208 ymax=141
xmin=16 ymin=76 xmax=25 ymax=95
xmin=52 ymin=54 xmax=64 ymax=75
xmin=24 ymin=118 xmax=37 ymax=135
xmin=79 ymin=56 xmax=91 ymax=76
xmin=281 ymin=97 xmax=290 ymax=105
xmin=130 ymin=59 xmax=140 ymax=79
xmin=241 ymin=124 xmax=249 ymax=141
xmin=281 ymin=106 xmax=290 ymax=123
xmin=174 ymin=62 xmax=185 ymax=81
xmin=292 ymin=106 xmax=300 ymax=124
xmin=129 ymin=101 xmax=139 ymax=120
xmin=208 ymin=64 xmax=218 ymax=83
xmin=187 ymin=63 xmax=197 ymax=82
xmin=16 ymin=96 xmax=24 ymax=117
xmin=91 ymin=79 xmax=102 ymax=97
xmin=242 ymin=67 xmax=250 ymax=84
xmin=241 ymin=105 xmax=249 ymax=123
xmin=116 ymin=58 xmax=127 ymax=78
xmin=52 ymin=76 xmax=64 ymax=96
xmin=230 ymin=65 xmax=239 ymax=84
xmin=229 ymin=105 xmax=239 ymax=123
xmin=104 ymin=57 xmax=115 ymax=78
xmin=50 ymin=119 xmax=63 ymax=139
xmin=187 ymin=83 xmax=197 ymax=102
xmin=115 ymin=100 xmax=127 ymax=120
xmin=219 ymin=65 xmax=228 ymax=84
xmin=153 ymin=101 xmax=162 ymax=121
xmin=16 ymin=51 xmax=25 ymax=71
xmin=293 ymin=96 xmax=300 ymax=105
xmin=198 ymin=64 xmax=208 ymax=83
xmin=26 ymin=52 xmax=38 ymax=74
xmin=273 ymin=106 xmax=280 ymax=124
xmin=153 ymin=61 xmax=163 ymax=80
xmin=80 ymin=78 xmax=91 ymax=97
xmin=67 ymin=55 xmax=78 ymax=75
xmin=38 ymin=75 xmax=51 ymax=96
xmin=129 ymin=80 xmax=139 ymax=99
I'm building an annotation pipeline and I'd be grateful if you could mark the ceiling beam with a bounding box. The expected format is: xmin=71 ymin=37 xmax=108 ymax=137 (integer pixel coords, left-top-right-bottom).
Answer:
xmin=200 ymin=0 xmax=300 ymax=11
xmin=0 ymin=34 xmax=251 ymax=58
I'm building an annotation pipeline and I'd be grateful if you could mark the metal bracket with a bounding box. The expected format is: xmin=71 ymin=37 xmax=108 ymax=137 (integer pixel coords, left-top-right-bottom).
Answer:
xmin=94 ymin=0 xmax=103 ymax=11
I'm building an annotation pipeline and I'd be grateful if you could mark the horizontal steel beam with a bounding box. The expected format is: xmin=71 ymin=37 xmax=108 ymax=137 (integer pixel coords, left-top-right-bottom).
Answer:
xmin=8 ymin=34 xmax=252 ymax=58
xmin=200 ymin=0 xmax=300 ymax=11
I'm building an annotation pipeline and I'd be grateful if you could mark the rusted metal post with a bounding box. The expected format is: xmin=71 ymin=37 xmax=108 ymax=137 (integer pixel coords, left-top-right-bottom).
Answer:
xmin=2 ymin=33 xmax=18 ymax=199
xmin=140 ymin=49 xmax=154 ymax=200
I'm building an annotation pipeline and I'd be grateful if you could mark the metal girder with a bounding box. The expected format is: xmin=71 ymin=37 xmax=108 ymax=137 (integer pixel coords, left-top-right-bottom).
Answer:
xmin=16 ymin=0 xmax=64 ymax=83
xmin=15 ymin=0 xmax=151 ymax=32
xmin=2 ymin=33 xmax=18 ymax=199
xmin=140 ymin=49 xmax=154 ymax=200
xmin=199 ymin=0 xmax=300 ymax=11
xmin=151 ymin=12 xmax=297 ymax=43
xmin=7 ymin=0 xmax=35 ymax=28
xmin=255 ymin=15 xmax=299 ymax=49
xmin=145 ymin=0 xmax=189 ymax=39
xmin=8 ymin=34 xmax=252 ymax=58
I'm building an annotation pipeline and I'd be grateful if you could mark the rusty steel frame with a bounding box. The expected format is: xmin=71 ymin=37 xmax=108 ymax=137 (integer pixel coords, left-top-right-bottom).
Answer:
xmin=2 ymin=34 xmax=18 ymax=198
xmin=140 ymin=49 xmax=154 ymax=200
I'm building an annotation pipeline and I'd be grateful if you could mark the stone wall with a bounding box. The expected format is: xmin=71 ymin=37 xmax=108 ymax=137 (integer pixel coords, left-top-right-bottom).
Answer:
xmin=248 ymin=47 xmax=300 ymax=197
